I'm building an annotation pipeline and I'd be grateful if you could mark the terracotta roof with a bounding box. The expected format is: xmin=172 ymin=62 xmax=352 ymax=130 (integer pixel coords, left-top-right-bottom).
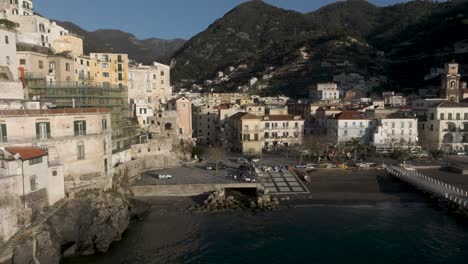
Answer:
xmin=335 ymin=110 xmax=364 ymax=120
xmin=262 ymin=115 xmax=302 ymax=121
xmin=0 ymin=108 xmax=110 ymax=116
xmin=5 ymin=146 xmax=48 ymax=161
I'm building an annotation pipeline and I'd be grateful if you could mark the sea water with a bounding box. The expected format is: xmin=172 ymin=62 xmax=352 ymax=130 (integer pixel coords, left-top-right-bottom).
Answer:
xmin=63 ymin=202 xmax=468 ymax=264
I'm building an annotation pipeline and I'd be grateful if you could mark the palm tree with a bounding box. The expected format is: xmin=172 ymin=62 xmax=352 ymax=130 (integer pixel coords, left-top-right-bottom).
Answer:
xmin=346 ymin=138 xmax=365 ymax=163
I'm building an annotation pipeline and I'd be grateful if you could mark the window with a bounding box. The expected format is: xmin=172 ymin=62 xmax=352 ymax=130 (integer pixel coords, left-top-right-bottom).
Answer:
xmin=160 ymin=71 xmax=165 ymax=76
xmin=117 ymin=55 xmax=122 ymax=62
xmin=409 ymin=122 xmax=413 ymax=129
xmin=117 ymin=64 xmax=122 ymax=72
xmin=102 ymin=63 xmax=109 ymax=68
xmin=161 ymin=80 xmax=165 ymax=85
xmin=153 ymin=74 xmax=157 ymax=79
xmin=104 ymin=159 xmax=108 ymax=174
xmin=101 ymin=118 xmax=108 ymax=130
xmin=344 ymin=122 xmax=348 ymax=128
xmin=440 ymin=113 xmax=445 ymax=120
xmin=102 ymin=72 xmax=110 ymax=78
xmin=5 ymin=35 xmax=8 ymax=44
xmin=29 ymin=157 xmax=43 ymax=165
xmin=401 ymin=130 xmax=404 ymax=135
xmin=448 ymin=113 xmax=453 ymax=120
xmin=456 ymin=113 xmax=460 ymax=120
xmin=352 ymin=122 xmax=356 ymax=126
xmin=20 ymin=59 xmax=26 ymax=65
xmin=77 ymin=142 xmax=85 ymax=160
xmin=430 ymin=113 xmax=434 ymax=120
xmin=38 ymin=60 xmax=43 ymax=69
xmin=6 ymin=56 xmax=10 ymax=65
xmin=343 ymin=130 xmax=348 ymax=136
xmin=146 ymin=83 xmax=152 ymax=92
xmin=30 ymin=176 xmax=37 ymax=191
xmin=391 ymin=122 xmax=395 ymax=128
xmin=465 ymin=113 xmax=468 ymax=120
xmin=409 ymin=130 xmax=412 ymax=135
xmin=0 ymin=124 xmax=7 ymax=142
xmin=49 ymin=62 xmax=55 ymax=71
xmin=359 ymin=122 xmax=363 ymax=127
xmin=74 ymin=120 xmax=86 ymax=136
xmin=401 ymin=122 xmax=404 ymax=129
xmin=65 ymin=63 xmax=71 ymax=72
xmin=118 ymin=73 xmax=123 ymax=81
xmin=52 ymin=170 xmax=57 ymax=176
xmin=35 ymin=122 xmax=51 ymax=139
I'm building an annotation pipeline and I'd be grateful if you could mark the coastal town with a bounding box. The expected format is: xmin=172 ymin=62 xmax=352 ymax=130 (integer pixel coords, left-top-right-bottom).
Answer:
xmin=0 ymin=0 xmax=468 ymax=263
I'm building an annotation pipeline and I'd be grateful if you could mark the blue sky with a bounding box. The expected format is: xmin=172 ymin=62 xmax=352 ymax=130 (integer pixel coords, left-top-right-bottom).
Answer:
xmin=35 ymin=0 xmax=412 ymax=40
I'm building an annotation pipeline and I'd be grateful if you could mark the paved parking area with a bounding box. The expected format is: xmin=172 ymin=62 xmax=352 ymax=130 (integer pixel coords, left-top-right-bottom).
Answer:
xmin=257 ymin=170 xmax=309 ymax=194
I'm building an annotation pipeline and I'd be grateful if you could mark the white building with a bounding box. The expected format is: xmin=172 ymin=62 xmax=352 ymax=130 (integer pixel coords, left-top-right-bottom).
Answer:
xmin=8 ymin=15 xmax=68 ymax=48
xmin=0 ymin=0 xmax=33 ymax=16
xmin=0 ymin=107 xmax=113 ymax=190
xmin=420 ymin=101 xmax=468 ymax=152
xmin=372 ymin=117 xmax=418 ymax=152
xmin=310 ymin=83 xmax=340 ymax=102
xmin=128 ymin=62 xmax=172 ymax=111
xmin=327 ymin=110 xmax=374 ymax=144
xmin=261 ymin=115 xmax=304 ymax=150
xmin=383 ymin=91 xmax=406 ymax=107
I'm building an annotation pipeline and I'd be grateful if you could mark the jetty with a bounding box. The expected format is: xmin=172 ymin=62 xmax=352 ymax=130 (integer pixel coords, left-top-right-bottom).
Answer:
xmin=383 ymin=164 xmax=468 ymax=210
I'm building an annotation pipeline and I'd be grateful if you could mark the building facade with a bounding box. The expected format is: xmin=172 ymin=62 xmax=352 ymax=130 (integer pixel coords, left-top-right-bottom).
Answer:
xmin=261 ymin=115 xmax=304 ymax=150
xmin=90 ymin=53 xmax=128 ymax=87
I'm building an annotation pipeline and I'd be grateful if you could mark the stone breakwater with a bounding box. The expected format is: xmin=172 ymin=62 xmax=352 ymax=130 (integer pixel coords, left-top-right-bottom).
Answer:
xmin=196 ymin=188 xmax=280 ymax=212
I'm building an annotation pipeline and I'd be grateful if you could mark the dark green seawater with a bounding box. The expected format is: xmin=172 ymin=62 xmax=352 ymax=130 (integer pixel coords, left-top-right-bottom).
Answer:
xmin=63 ymin=203 xmax=468 ymax=264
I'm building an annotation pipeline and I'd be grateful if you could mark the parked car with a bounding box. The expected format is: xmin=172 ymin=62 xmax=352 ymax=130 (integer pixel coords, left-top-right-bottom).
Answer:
xmin=262 ymin=166 xmax=272 ymax=172
xmin=241 ymin=172 xmax=257 ymax=183
xmin=157 ymin=173 xmax=172 ymax=179
xmin=237 ymin=157 xmax=250 ymax=164
xmin=205 ymin=166 xmax=214 ymax=170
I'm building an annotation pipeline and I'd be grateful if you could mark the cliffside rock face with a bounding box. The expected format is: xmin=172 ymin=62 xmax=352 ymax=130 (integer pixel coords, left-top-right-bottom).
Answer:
xmin=11 ymin=190 xmax=130 ymax=264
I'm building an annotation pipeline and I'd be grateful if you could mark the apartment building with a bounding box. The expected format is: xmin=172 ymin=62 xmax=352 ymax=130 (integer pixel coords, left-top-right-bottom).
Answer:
xmin=327 ymin=110 xmax=374 ymax=144
xmin=383 ymin=91 xmax=407 ymax=107
xmin=0 ymin=0 xmax=33 ymax=16
xmin=224 ymin=112 xmax=262 ymax=154
xmin=167 ymin=97 xmax=192 ymax=138
xmin=420 ymin=101 xmax=468 ymax=152
xmin=128 ymin=62 xmax=172 ymax=111
xmin=0 ymin=108 xmax=112 ymax=185
xmin=52 ymin=34 xmax=83 ymax=56
xmin=192 ymin=104 xmax=219 ymax=144
xmin=8 ymin=15 xmax=68 ymax=48
xmin=310 ymin=83 xmax=340 ymax=103
xmin=73 ymin=55 xmax=93 ymax=82
xmin=372 ymin=117 xmax=418 ymax=152
xmin=17 ymin=51 xmax=75 ymax=83
xmin=90 ymin=53 xmax=128 ymax=87
xmin=262 ymin=115 xmax=304 ymax=151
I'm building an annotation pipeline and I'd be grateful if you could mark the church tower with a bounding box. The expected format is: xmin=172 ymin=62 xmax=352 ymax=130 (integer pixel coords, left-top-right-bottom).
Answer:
xmin=441 ymin=61 xmax=461 ymax=102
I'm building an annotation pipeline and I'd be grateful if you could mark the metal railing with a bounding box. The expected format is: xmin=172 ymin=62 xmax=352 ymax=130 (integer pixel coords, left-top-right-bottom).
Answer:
xmin=383 ymin=164 xmax=468 ymax=208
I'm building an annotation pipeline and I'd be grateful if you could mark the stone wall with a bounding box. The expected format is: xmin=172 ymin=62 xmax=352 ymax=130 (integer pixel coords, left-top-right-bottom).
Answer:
xmin=132 ymin=183 xmax=259 ymax=197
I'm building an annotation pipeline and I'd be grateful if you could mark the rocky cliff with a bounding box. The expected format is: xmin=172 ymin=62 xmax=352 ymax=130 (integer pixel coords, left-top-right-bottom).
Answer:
xmin=8 ymin=190 xmax=130 ymax=264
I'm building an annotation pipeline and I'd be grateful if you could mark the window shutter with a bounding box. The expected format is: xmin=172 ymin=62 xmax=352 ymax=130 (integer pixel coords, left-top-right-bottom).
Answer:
xmin=46 ymin=122 xmax=51 ymax=138
xmin=73 ymin=121 xmax=78 ymax=136
xmin=1 ymin=124 xmax=6 ymax=142
xmin=36 ymin=123 xmax=40 ymax=139
xmin=83 ymin=121 xmax=87 ymax=135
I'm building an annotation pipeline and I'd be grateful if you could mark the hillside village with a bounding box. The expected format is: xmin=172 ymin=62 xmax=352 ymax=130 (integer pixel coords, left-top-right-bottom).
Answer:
xmin=1 ymin=0 xmax=468 ymax=263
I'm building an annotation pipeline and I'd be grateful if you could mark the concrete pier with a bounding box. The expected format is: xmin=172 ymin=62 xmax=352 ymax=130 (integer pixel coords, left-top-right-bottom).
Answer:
xmin=383 ymin=164 xmax=468 ymax=210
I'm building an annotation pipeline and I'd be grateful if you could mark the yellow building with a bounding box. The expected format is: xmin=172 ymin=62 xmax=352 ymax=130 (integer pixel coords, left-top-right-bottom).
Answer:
xmin=225 ymin=112 xmax=262 ymax=154
xmin=90 ymin=53 xmax=128 ymax=87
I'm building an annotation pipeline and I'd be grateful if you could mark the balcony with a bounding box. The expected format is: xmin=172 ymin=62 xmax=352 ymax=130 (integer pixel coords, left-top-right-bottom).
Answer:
xmin=443 ymin=128 xmax=457 ymax=132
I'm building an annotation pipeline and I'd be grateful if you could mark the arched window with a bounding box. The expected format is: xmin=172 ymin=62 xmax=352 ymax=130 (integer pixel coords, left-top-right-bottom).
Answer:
xmin=450 ymin=81 xmax=456 ymax=89
xmin=77 ymin=141 xmax=85 ymax=160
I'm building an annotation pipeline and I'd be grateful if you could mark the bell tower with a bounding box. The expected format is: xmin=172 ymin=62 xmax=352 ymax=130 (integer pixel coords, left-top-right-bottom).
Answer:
xmin=441 ymin=61 xmax=461 ymax=102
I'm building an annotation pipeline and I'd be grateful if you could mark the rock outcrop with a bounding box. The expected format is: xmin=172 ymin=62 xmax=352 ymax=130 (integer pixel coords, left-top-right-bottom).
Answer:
xmin=10 ymin=190 xmax=130 ymax=264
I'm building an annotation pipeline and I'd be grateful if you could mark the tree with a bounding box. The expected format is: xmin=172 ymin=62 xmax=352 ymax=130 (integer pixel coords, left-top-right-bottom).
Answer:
xmin=345 ymin=138 xmax=366 ymax=163
xmin=301 ymin=135 xmax=330 ymax=165
xmin=206 ymin=144 xmax=226 ymax=176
